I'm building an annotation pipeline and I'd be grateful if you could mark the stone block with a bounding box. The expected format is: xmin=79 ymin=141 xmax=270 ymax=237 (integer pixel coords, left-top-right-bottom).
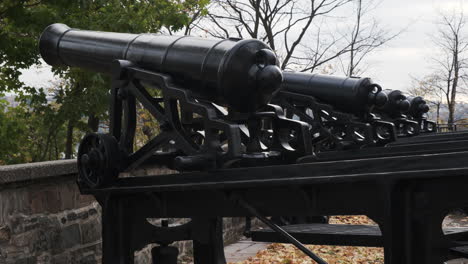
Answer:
xmin=0 ymin=190 xmax=31 ymax=227
xmin=51 ymin=253 xmax=69 ymax=264
xmin=134 ymin=250 xmax=151 ymax=264
xmin=6 ymin=256 xmax=36 ymax=264
xmin=58 ymin=182 xmax=78 ymax=210
xmin=80 ymin=218 xmax=101 ymax=244
xmin=29 ymin=185 xmax=61 ymax=214
xmin=77 ymin=211 xmax=89 ymax=220
xmin=23 ymin=223 xmax=39 ymax=232
xmin=1 ymin=244 xmax=25 ymax=259
xmin=36 ymin=253 xmax=51 ymax=264
xmin=34 ymin=227 xmax=60 ymax=253
xmin=88 ymin=208 xmax=98 ymax=216
xmin=67 ymin=212 xmax=78 ymax=222
xmin=0 ymin=226 xmax=10 ymax=242
xmin=10 ymin=231 xmax=36 ymax=249
xmin=58 ymin=224 xmax=81 ymax=251
xmin=79 ymin=254 xmax=97 ymax=264
xmin=8 ymin=215 xmax=25 ymax=234
xmin=77 ymin=195 xmax=95 ymax=208
xmin=68 ymin=244 xmax=100 ymax=264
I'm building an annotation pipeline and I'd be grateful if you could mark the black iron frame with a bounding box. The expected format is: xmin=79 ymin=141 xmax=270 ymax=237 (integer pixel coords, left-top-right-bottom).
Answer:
xmin=81 ymin=149 xmax=468 ymax=264
xmin=78 ymin=62 xmax=468 ymax=264
xmin=273 ymin=90 xmax=397 ymax=151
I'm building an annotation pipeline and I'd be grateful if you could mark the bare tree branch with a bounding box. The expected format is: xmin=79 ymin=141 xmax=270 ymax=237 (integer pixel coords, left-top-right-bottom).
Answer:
xmin=194 ymin=0 xmax=352 ymax=70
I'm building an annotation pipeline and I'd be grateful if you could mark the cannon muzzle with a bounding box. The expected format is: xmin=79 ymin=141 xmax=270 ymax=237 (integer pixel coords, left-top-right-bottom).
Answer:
xmin=376 ymin=89 xmax=411 ymax=117
xmin=39 ymin=23 xmax=282 ymax=112
xmin=407 ymin=96 xmax=430 ymax=118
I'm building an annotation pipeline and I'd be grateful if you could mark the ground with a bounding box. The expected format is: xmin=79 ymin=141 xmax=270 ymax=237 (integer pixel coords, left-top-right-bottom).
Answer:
xmin=228 ymin=214 xmax=468 ymax=264
xmin=229 ymin=216 xmax=383 ymax=264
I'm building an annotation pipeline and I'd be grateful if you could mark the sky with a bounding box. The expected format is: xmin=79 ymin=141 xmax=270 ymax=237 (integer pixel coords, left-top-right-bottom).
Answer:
xmin=363 ymin=0 xmax=468 ymax=92
xmin=19 ymin=0 xmax=468 ymax=95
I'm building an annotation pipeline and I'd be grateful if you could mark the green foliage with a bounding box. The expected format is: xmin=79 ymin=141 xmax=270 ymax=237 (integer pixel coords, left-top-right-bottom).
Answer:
xmin=1 ymin=0 xmax=209 ymax=92
xmin=0 ymin=99 xmax=27 ymax=164
xmin=0 ymin=0 xmax=209 ymax=164
xmin=0 ymin=95 xmax=69 ymax=164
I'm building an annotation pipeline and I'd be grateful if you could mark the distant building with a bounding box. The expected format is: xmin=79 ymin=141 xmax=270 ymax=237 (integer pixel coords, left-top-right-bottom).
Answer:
xmin=1 ymin=93 xmax=57 ymax=112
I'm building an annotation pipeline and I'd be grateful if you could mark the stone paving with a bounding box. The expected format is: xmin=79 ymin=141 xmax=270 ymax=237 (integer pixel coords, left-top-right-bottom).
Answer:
xmin=447 ymin=259 xmax=468 ymax=264
xmin=224 ymin=240 xmax=269 ymax=263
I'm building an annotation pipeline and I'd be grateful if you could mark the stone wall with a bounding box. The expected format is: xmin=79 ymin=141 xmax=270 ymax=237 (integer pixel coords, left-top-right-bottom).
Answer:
xmin=0 ymin=160 xmax=249 ymax=264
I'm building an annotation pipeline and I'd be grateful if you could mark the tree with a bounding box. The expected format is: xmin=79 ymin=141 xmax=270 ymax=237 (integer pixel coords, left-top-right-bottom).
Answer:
xmin=0 ymin=98 xmax=28 ymax=164
xmin=1 ymin=0 xmax=209 ymax=162
xmin=195 ymin=0 xmax=398 ymax=74
xmin=338 ymin=0 xmax=400 ymax=76
xmin=414 ymin=11 xmax=468 ymax=129
xmin=163 ymin=0 xmax=210 ymax=36
xmin=430 ymin=10 xmax=468 ymax=128
xmin=409 ymin=75 xmax=445 ymax=123
xmin=0 ymin=92 xmax=69 ymax=164
xmin=196 ymin=0 xmax=351 ymax=70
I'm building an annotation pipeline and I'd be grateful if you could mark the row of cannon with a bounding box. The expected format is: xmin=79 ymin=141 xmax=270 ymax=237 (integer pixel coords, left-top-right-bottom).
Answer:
xmin=37 ymin=24 xmax=468 ymax=264
xmin=40 ymin=24 xmax=435 ymax=187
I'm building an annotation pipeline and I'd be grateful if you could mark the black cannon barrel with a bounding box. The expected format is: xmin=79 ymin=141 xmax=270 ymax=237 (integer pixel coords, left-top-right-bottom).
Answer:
xmin=281 ymin=72 xmax=388 ymax=114
xmin=407 ymin=96 xmax=430 ymax=118
xmin=376 ymin=89 xmax=410 ymax=117
xmin=39 ymin=23 xmax=282 ymax=112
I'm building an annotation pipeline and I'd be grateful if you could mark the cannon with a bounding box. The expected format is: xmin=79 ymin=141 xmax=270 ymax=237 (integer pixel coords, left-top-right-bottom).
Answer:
xmin=407 ymin=96 xmax=430 ymax=118
xmin=40 ymin=24 xmax=312 ymax=188
xmin=273 ymin=72 xmax=397 ymax=151
xmin=40 ymin=24 xmax=281 ymax=112
xmin=281 ymin=72 xmax=388 ymax=114
xmin=373 ymin=89 xmax=420 ymax=137
xmin=376 ymin=89 xmax=410 ymax=117
xmin=406 ymin=96 xmax=436 ymax=133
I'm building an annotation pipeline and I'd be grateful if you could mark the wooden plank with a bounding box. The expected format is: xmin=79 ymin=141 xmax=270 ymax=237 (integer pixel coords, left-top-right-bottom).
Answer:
xmin=251 ymin=224 xmax=468 ymax=248
xmin=251 ymin=224 xmax=383 ymax=247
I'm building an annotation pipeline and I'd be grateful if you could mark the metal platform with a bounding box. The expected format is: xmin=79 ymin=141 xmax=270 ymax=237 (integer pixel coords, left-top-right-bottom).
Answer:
xmin=388 ymin=131 xmax=468 ymax=146
xmin=78 ymin=149 xmax=468 ymax=264
xmin=72 ymin=134 xmax=468 ymax=264
xmin=450 ymin=246 xmax=468 ymax=258
xmin=252 ymin=223 xmax=383 ymax=247
xmin=304 ymin=139 xmax=468 ymax=162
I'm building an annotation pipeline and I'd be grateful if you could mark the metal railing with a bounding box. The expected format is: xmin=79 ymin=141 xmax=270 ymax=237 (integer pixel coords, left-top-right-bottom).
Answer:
xmin=437 ymin=123 xmax=468 ymax=133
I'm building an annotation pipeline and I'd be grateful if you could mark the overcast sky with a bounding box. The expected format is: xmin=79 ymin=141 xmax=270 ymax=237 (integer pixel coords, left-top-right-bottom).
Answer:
xmin=19 ymin=0 xmax=468 ymax=95
xmin=364 ymin=0 xmax=468 ymax=92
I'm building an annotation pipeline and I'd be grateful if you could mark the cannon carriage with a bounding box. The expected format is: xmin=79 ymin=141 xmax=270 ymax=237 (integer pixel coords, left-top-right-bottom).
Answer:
xmin=405 ymin=95 xmax=437 ymax=133
xmin=39 ymin=24 xmax=468 ymax=264
xmin=41 ymin=23 xmax=316 ymax=187
xmin=274 ymin=72 xmax=397 ymax=151
xmin=372 ymin=89 xmax=421 ymax=137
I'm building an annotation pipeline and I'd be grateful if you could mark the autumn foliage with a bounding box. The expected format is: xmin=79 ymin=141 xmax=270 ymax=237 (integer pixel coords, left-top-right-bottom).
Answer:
xmin=231 ymin=216 xmax=384 ymax=264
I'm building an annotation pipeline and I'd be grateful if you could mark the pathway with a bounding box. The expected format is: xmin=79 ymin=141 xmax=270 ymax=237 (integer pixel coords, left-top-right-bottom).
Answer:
xmin=224 ymin=240 xmax=269 ymax=263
